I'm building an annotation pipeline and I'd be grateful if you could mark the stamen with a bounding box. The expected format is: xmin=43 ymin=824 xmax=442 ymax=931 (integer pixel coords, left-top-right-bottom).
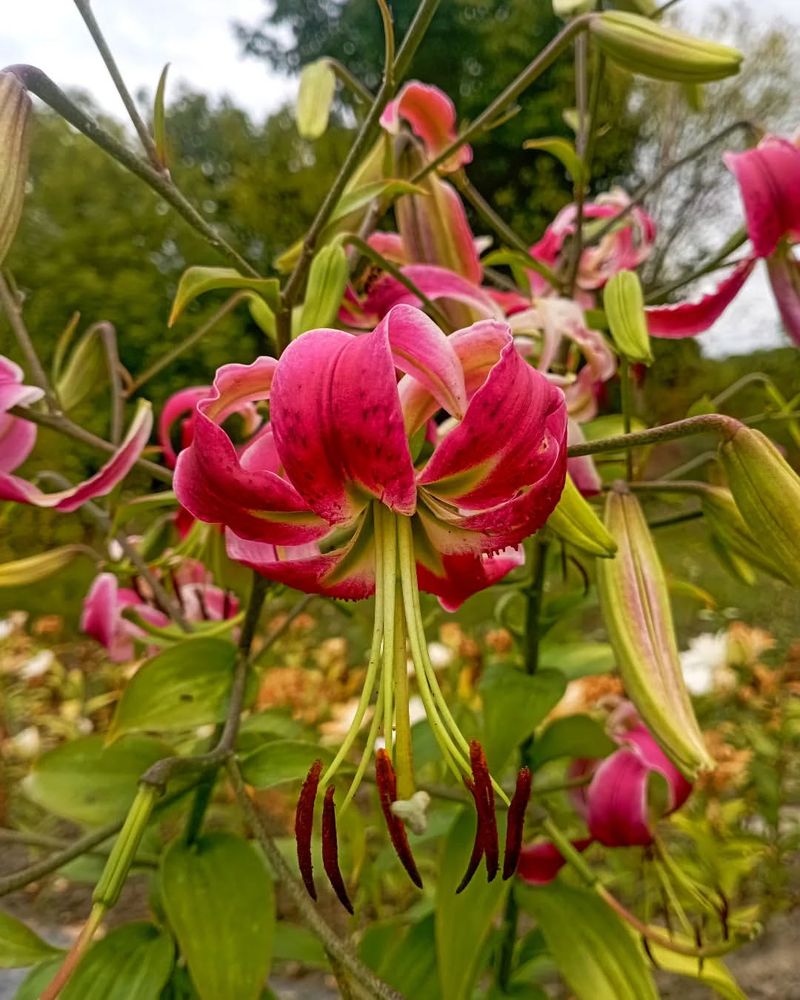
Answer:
xmin=321 ymin=785 xmax=354 ymax=914
xmin=455 ymin=776 xmax=484 ymax=894
xmin=470 ymin=740 xmax=499 ymax=881
xmin=295 ymin=759 xmax=322 ymax=901
xmin=502 ymin=766 xmax=532 ymax=880
xmin=375 ymin=748 xmax=423 ymax=888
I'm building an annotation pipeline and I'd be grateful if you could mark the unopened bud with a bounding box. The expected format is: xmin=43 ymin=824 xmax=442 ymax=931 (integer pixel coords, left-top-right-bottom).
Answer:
xmin=719 ymin=425 xmax=800 ymax=588
xmin=0 ymin=72 xmax=32 ymax=265
xmin=296 ymin=59 xmax=336 ymax=141
xmin=701 ymin=485 xmax=792 ymax=586
xmin=603 ymin=269 xmax=653 ymax=365
xmin=296 ymin=242 xmax=348 ymax=335
xmin=597 ymin=485 xmax=714 ymax=779
xmin=546 ymin=473 xmax=617 ymax=557
xmin=0 ymin=545 xmax=88 ymax=587
xmin=590 ymin=11 xmax=743 ymax=83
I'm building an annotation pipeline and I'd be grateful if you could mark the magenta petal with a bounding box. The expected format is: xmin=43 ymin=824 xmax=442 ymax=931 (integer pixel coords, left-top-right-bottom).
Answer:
xmin=80 ymin=572 xmax=119 ymax=651
xmin=158 ymin=386 xmax=209 ymax=468
xmin=380 ymin=81 xmax=472 ymax=172
xmin=271 ymin=324 xmax=416 ymax=521
xmin=725 ymin=138 xmax=800 ymax=258
xmin=420 ymin=546 xmax=525 ymax=611
xmin=516 ymin=838 xmax=593 ymax=885
xmin=0 ymin=400 xmax=153 ymax=511
xmin=623 ymin=725 xmax=692 ymax=814
xmin=646 ymin=259 xmax=756 ymax=338
xmin=419 ymin=328 xmax=567 ymax=509
xmin=766 ymin=250 xmax=800 ymax=347
xmin=364 ymin=264 xmax=502 ymax=322
xmin=587 ymin=747 xmax=656 ymax=847
xmin=225 ymin=528 xmax=375 ymax=600
xmin=567 ymin=421 xmax=602 ymax=496
xmin=0 ymin=414 xmax=37 ymax=473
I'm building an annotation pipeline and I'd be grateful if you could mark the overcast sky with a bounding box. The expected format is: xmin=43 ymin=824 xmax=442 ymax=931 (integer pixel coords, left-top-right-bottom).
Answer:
xmin=3 ymin=0 xmax=798 ymax=356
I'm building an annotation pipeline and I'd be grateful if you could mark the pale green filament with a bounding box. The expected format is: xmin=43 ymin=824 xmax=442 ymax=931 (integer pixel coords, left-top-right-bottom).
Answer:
xmin=391 ymin=585 xmax=415 ymax=801
xmin=380 ymin=511 xmax=397 ymax=758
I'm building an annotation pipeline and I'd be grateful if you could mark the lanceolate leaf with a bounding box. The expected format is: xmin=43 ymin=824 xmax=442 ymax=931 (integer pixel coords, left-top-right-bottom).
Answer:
xmin=109 ymin=637 xmax=239 ymax=740
xmin=168 ymin=267 xmax=280 ymax=327
xmin=0 ymin=545 xmax=90 ymax=587
xmin=531 ymin=715 xmax=616 ymax=770
xmin=161 ymin=832 xmax=274 ymax=1000
xmin=23 ymin=734 xmax=170 ymax=825
xmin=647 ymin=938 xmax=748 ymax=1000
xmin=66 ymin=923 xmax=172 ymax=1000
xmin=0 ymin=911 xmax=61 ymax=968
xmin=519 ymin=882 xmax=658 ymax=1000
xmin=56 ymin=325 xmax=107 ymax=411
xmin=240 ymin=740 xmax=335 ymax=789
xmin=153 ymin=64 xmax=170 ymax=168
xmin=523 ymin=137 xmax=586 ymax=186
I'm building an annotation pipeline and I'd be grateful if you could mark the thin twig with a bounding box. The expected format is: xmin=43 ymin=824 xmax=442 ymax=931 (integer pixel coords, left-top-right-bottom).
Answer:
xmin=72 ymin=0 xmax=163 ymax=170
xmin=566 ymin=413 xmax=738 ymax=458
xmin=0 ymin=828 xmax=158 ymax=867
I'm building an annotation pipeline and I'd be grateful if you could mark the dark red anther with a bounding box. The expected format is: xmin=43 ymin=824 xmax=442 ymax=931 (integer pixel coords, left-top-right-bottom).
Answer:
xmin=375 ymin=749 xmax=423 ymax=889
xmin=470 ymin=740 xmax=499 ymax=881
xmin=502 ymin=766 xmax=532 ymax=880
xmin=295 ymin=759 xmax=322 ymax=901
xmin=321 ymin=785 xmax=354 ymax=914
xmin=455 ymin=741 xmax=500 ymax=893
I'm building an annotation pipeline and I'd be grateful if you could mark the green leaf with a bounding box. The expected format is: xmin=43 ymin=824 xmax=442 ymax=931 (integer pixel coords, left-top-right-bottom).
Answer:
xmin=50 ymin=311 xmax=81 ymax=384
xmin=0 ymin=545 xmax=89 ymax=587
xmin=109 ymin=637 xmax=238 ymax=740
xmin=161 ymin=832 xmax=274 ymax=1000
xmin=153 ymin=64 xmax=170 ymax=167
xmin=361 ymin=916 xmax=441 ymax=1000
xmin=168 ymin=267 xmax=280 ymax=327
xmin=296 ymin=59 xmax=336 ymax=140
xmin=64 ymin=922 xmax=172 ymax=999
xmin=523 ymin=137 xmax=586 ymax=185
xmin=272 ymin=924 xmax=328 ymax=970
xmin=530 ymin=715 xmax=616 ymax=769
xmin=436 ymin=810 xmax=508 ymax=1000
xmin=538 ymin=641 xmax=615 ymax=680
xmin=479 ymin=665 xmax=567 ymax=770
xmin=481 ymin=248 xmax=558 ymax=291
xmin=240 ymin=740 xmax=335 ymax=789
xmin=24 ymin=734 xmax=170 ymax=825
xmin=0 ymin=911 xmax=60 ymax=968
xmin=56 ymin=325 xmax=106 ymax=411
xmin=519 ymin=882 xmax=658 ymax=1000
xmin=297 ymin=242 xmax=348 ymax=334
xmin=646 ymin=939 xmax=747 ymax=1000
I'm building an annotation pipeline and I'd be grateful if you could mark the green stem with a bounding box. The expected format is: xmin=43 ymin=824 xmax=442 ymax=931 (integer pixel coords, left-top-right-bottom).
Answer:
xmin=620 ymin=357 xmax=635 ymax=481
xmin=566 ymin=413 xmax=739 ymax=458
xmin=644 ymin=229 xmax=746 ymax=305
xmin=392 ymin=586 xmax=414 ymax=801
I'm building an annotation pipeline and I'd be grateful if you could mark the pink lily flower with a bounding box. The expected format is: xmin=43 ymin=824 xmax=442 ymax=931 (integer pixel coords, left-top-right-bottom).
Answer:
xmin=517 ymin=712 xmax=693 ymax=886
xmin=174 ymin=304 xmax=566 ymax=906
xmin=380 ymin=81 xmax=472 ymax=174
xmin=0 ymin=355 xmax=152 ymax=511
xmin=646 ymin=136 xmax=800 ymax=345
xmin=528 ymin=189 xmax=656 ymax=298
xmin=81 ymin=567 xmax=239 ymax=663
xmin=158 ymin=385 xmax=262 ymax=470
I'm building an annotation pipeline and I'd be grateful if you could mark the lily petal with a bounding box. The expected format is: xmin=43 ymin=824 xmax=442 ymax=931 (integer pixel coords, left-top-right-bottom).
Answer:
xmin=724 ymin=137 xmax=800 ymax=258
xmin=766 ymin=249 xmax=800 ymax=347
xmin=0 ymin=356 xmax=44 ymax=473
xmin=646 ymin=258 xmax=756 ymax=338
xmin=419 ymin=546 xmax=525 ymax=611
xmin=586 ymin=745 xmax=655 ymax=847
xmin=0 ymin=400 xmax=153 ymax=511
xmin=517 ymin=838 xmax=593 ymax=885
xmin=380 ymin=81 xmax=472 ymax=173
xmin=364 ymin=264 xmax=501 ymax=322
xmin=158 ymin=386 xmax=209 ymax=469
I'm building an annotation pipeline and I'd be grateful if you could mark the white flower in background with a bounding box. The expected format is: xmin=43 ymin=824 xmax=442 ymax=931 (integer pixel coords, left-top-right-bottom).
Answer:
xmin=19 ymin=649 xmax=54 ymax=680
xmin=407 ymin=696 xmax=426 ymax=726
xmin=0 ymin=618 xmax=14 ymax=641
xmin=679 ymin=632 xmax=729 ymax=696
xmin=427 ymin=641 xmax=453 ymax=670
xmin=10 ymin=725 xmax=40 ymax=758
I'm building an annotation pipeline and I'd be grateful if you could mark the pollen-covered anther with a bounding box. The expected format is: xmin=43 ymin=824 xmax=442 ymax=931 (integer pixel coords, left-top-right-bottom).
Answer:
xmin=456 ymin=740 xmax=499 ymax=893
xmin=502 ymin=766 xmax=532 ymax=880
xmin=295 ymin=759 xmax=322 ymax=901
xmin=321 ymin=785 xmax=354 ymax=914
xmin=375 ymin=748 xmax=423 ymax=888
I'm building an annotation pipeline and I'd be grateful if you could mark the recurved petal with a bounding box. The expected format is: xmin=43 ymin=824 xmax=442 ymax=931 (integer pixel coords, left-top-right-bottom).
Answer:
xmin=586 ymin=745 xmax=655 ymax=847
xmin=363 ymin=264 xmax=502 ymax=323
xmin=623 ymin=724 xmax=693 ymax=814
xmin=516 ymin=838 xmax=593 ymax=885
xmin=0 ymin=400 xmax=153 ymax=511
xmin=270 ymin=319 xmax=419 ymax=521
xmin=724 ymin=137 xmax=800 ymax=258
xmin=158 ymin=386 xmax=209 ymax=469
xmin=646 ymin=258 xmax=755 ymax=337
xmin=418 ymin=546 xmax=525 ymax=611
xmin=379 ymin=81 xmax=472 ymax=172
xmin=419 ymin=327 xmax=567 ymax=511
xmin=225 ymin=521 xmax=376 ymax=600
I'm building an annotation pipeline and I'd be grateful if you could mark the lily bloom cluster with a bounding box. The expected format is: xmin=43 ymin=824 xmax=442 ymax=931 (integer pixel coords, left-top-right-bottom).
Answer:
xmin=173 ymin=303 xmax=567 ymax=904
xmin=518 ymin=706 xmax=692 ymax=885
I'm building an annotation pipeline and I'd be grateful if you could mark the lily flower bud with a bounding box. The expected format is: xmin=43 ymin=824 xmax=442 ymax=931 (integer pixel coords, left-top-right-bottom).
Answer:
xmin=719 ymin=425 xmax=800 ymax=587
xmin=603 ymin=269 xmax=653 ymax=365
xmin=597 ymin=485 xmax=714 ymax=779
xmin=590 ymin=11 xmax=742 ymax=83
xmin=546 ymin=473 xmax=617 ymax=557
xmin=0 ymin=71 xmax=32 ymax=265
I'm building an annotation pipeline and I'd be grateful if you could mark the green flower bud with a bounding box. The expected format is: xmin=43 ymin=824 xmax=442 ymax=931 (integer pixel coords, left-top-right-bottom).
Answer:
xmin=590 ymin=11 xmax=743 ymax=83
xmin=296 ymin=242 xmax=348 ymax=335
xmin=0 ymin=71 xmax=32 ymax=265
xmin=597 ymin=485 xmax=714 ymax=779
xmin=546 ymin=474 xmax=617 ymax=557
xmin=0 ymin=545 xmax=89 ymax=587
xmin=296 ymin=59 xmax=336 ymax=141
xmin=719 ymin=425 xmax=800 ymax=588
xmin=603 ymin=269 xmax=653 ymax=365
